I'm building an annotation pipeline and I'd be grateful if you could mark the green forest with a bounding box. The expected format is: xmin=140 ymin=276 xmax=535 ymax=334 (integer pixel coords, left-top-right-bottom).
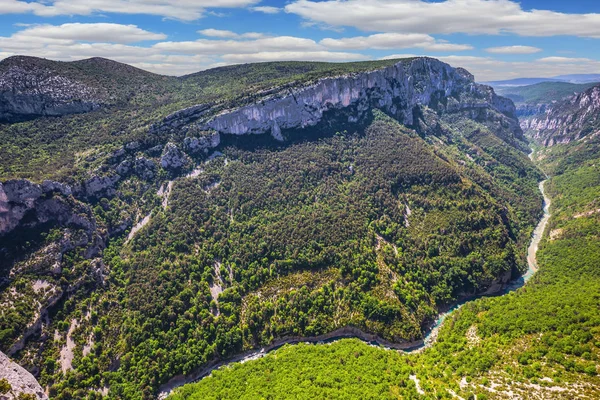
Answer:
xmin=168 ymin=132 xmax=600 ymax=400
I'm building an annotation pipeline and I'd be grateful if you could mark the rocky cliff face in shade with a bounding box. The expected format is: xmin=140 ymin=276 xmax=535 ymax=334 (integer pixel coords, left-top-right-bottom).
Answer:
xmin=0 ymin=180 xmax=71 ymax=235
xmin=523 ymin=84 xmax=600 ymax=146
xmin=0 ymin=351 xmax=48 ymax=400
xmin=0 ymin=58 xmax=102 ymax=121
xmin=0 ymin=179 xmax=105 ymax=263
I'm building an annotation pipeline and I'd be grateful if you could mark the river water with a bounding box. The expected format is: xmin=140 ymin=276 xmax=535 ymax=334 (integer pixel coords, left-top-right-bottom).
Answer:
xmin=158 ymin=179 xmax=551 ymax=398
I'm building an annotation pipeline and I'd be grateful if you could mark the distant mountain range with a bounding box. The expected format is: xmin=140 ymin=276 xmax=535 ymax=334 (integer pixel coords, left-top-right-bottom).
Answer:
xmin=484 ymin=74 xmax=600 ymax=87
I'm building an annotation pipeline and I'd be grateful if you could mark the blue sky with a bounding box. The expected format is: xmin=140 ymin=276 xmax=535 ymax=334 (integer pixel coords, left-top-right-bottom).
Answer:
xmin=1 ymin=0 xmax=600 ymax=80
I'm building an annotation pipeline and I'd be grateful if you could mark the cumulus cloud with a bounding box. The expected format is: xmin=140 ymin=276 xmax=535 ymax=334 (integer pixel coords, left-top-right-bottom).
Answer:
xmin=286 ymin=0 xmax=600 ymax=38
xmin=320 ymin=33 xmax=472 ymax=51
xmin=486 ymin=45 xmax=542 ymax=54
xmin=0 ymin=0 xmax=260 ymax=21
xmin=0 ymin=23 xmax=370 ymax=75
xmin=154 ymin=36 xmax=325 ymax=55
xmin=221 ymin=51 xmax=367 ymax=63
xmin=14 ymin=23 xmax=166 ymax=44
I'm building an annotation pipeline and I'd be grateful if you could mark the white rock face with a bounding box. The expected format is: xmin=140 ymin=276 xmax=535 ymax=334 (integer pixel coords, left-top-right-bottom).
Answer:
xmin=0 ymin=351 xmax=48 ymax=400
xmin=524 ymin=84 xmax=600 ymax=146
xmin=203 ymin=58 xmax=515 ymax=140
xmin=183 ymin=132 xmax=221 ymax=154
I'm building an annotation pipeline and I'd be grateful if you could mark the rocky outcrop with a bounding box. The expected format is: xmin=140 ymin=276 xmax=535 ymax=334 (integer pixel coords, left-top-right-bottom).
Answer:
xmin=83 ymin=174 xmax=120 ymax=198
xmin=183 ymin=132 xmax=221 ymax=155
xmin=0 ymin=351 xmax=48 ymax=400
xmin=0 ymin=178 xmax=105 ymax=270
xmin=114 ymin=157 xmax=156 ymax=180
xmin=133 ymin=157 xmax=157 ymax=180
xmin=161 ymin=142 xmax=189 ymax=170
xmin=524 ymin=84 xmax=600 ymax=146
xmin=0 ymin=57 xmax=102 ymax=121
xmin=0 ymin=180 xmax=74 ymax=236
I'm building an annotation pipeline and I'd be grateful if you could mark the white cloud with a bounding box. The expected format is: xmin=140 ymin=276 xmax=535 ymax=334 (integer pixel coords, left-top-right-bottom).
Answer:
xmin=0 ymin=0 xmax=260 ymax=21
xmin=198 ymin=29 xmax=265 ymax=40
xmin=486 ymin=45 xmax=542 ymax=54
xmin=16 ymin=23 xmax=166 ymax=44
xmin=537 ymin=56 xmax=594 ymax=63
xmin=319 ymin=33 xmax=472 ymax=51
xmin=250 ymin=6 xmax=281 ymax=14
xmin=154 ymin=36 xmax=324 ymax=55
xmin=0 ymin=23 xmax=372 ymax=76
xmin=286 ymin=0 xmax=600 ymax=38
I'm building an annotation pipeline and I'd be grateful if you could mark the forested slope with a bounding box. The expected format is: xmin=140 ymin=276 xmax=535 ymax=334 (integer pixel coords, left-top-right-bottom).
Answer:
xmin=0 ymin=57 xmax=545 ymax=399
xmin=168 ymin=114 xmax=600 ymax=400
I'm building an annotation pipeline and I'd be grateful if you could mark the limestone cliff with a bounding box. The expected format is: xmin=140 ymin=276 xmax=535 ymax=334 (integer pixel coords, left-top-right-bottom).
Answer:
xmin=523 ymin=84 xmax=600 ymax=146
xmin=0 ymin=351 xmax=47 ymax=400
xmin=152 ymin=58 xmax=524 ymax=150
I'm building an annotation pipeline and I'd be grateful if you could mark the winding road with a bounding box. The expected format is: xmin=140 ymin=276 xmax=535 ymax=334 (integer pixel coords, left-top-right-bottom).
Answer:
xmin=158 ymin=179 xmax=551 ymax=399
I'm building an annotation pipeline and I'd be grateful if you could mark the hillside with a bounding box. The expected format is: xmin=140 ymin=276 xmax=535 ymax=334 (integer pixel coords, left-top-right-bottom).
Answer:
xmin=171 ymin=139 xmax=600 ymax=398
xmin=169 ymin=84 xmax=600 ymax=400
xmin=0 ymin=56 xmax=178 ymax=122
xmin=0 ymin=56 xmax=550 ymax=399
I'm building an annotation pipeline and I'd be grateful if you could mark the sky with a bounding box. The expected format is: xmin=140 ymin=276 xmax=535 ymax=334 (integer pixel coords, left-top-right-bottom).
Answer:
xmin=1 ymin=0 xmax=600 ymax=81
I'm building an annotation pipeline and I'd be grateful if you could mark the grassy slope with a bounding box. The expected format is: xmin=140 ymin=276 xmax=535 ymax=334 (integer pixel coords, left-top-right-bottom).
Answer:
xmin=167 ymin=140 xmax=600 ymax=400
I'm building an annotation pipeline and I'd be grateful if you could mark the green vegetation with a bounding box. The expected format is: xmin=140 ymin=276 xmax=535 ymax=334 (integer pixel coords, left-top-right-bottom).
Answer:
xmin=496 ymin=81 xmax=599 ymax=105
xmin=170 ymin=339 xmax=419 ymax=400
xmin=167 ymin=130 xmax=600 ymax=400
xmin=4 ymin=57 xmax=576 ymax=400
xmin=13 ymin=106 xmax=539 ymax=399
xmin=0 ymin=378 xmax=11 ymax=394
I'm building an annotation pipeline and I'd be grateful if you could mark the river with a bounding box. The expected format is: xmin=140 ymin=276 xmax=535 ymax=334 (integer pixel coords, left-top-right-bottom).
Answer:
xmin=157 ymin=179 xmax=551 ymax=399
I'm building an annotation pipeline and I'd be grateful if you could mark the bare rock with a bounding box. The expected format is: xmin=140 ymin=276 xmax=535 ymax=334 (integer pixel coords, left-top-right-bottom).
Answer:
xmin=183 ymin=131 xmax=221 ymax=155
xmin=0 ymin=351 xmax=48 ymax=400
xmin=161 ymin=142 xmax=189 ymax=170
xmin=116 ymin=159 xmax=132 ymax=176
xmin=84 ymin=174 xmax=120 ymax=198
xmin=41 ymin=180 xmax=72 ymax=197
